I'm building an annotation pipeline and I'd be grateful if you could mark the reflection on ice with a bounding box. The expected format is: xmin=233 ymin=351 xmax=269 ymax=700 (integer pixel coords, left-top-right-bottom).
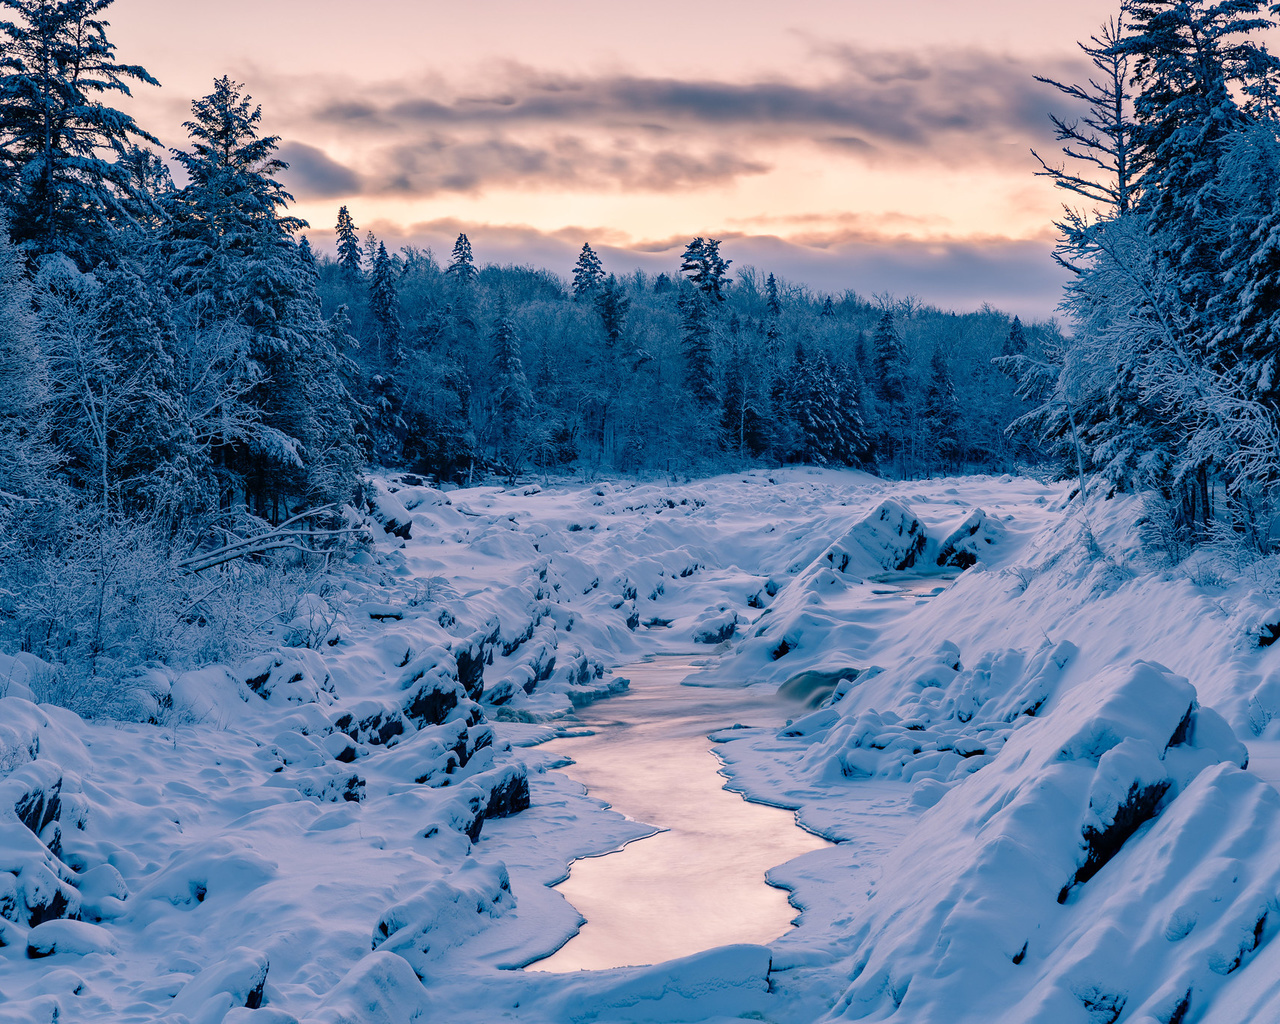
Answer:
xmin=528 ymin=657 xmax=829 ymax=972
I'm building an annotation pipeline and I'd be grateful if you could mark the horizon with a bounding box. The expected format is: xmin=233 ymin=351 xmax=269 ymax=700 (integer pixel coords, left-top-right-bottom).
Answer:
xmin=106 ymin=0 xmax=1130 ymax=320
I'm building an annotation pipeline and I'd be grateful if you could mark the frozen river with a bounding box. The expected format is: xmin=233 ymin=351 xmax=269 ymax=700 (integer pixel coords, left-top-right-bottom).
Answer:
xmin=528 ymin=656 xmax=830 ymax=972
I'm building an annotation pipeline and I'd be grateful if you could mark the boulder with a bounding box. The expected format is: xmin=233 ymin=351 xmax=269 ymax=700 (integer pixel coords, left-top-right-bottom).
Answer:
xmin=935 ymin=507 xmax=1006 ymax=569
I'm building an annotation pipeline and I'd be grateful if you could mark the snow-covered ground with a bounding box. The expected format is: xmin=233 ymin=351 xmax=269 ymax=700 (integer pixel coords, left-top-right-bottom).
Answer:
xmin=4 ymin=467 xmax=1280 ymax=1023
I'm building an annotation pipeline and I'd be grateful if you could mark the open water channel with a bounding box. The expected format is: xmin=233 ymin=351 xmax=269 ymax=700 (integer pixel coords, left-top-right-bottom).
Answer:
xmin=527 ymin=656 xmax=830 ymax=972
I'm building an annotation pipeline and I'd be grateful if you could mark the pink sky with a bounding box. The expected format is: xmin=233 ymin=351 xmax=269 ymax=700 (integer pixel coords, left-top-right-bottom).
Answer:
xmin=109 ymin=0 xmax=1127 ymax=317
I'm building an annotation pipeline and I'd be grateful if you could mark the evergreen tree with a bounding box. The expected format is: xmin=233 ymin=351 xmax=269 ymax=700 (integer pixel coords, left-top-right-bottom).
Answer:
xmin=572 ymin=242 xmax=604 ymax=300
xmin=1123 ymin=0 xmax=1279 ymax=315
xmin=923 ymin=347 xmax=962 ymax=471
xmin=1003 ymin=315 xmax=1028 ymax=356
xmin=335 ymin=205 xmax=362 ymax=278
xmin=821 ymin=296 xmax=834 ymax=317
xmin=766 ymin=272 xmax=782 ymax=316
xmin=163 ymin=77 xmax=325 ymax=517
xmin=679 ymin=290 xmax=718 ymax=407
xmin=0 ymin=0 xmax=160 ymax=265
xmin=871 ymin=310 xmax=908 ymax=407
xmin=447 ymin=232 xmax=477 ymax=284
xmin=596 ymin=273 xmax=630 ymax=347
xmin=369 ymin=240 xmax=403 ymax=364
xmin=488 ymin=296 xmax=532 ymax=477
xmin=871 ymin=309 xmax=910 ymax=468
xmin=1032 ymin=16 xmax=1136 ymax=220
xmin=680 ymin=236 xmax=732 ymax=302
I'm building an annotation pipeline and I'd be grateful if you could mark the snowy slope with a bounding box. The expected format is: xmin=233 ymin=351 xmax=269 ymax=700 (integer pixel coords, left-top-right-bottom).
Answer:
xmin=3 ymin=468 xmax=1280 ymax=1023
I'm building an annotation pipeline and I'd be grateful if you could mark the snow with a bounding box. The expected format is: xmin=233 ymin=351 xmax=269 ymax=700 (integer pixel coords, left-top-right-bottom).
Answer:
xmin=5 ymin=467 xmax=1280 ymax=1022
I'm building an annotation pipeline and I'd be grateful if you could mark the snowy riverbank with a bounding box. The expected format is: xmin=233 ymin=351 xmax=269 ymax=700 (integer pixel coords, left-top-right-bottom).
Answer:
xmin=4 ymin=468 xmax=1280 ymax=1023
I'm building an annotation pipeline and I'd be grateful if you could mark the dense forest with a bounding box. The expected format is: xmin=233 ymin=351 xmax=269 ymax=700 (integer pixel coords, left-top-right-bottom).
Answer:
xmin=4 ymin=0 xmax=1280 ymax=695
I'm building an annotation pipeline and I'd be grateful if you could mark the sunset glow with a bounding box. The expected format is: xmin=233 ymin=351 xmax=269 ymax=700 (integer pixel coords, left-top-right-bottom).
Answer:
xmin=107 ymin=0 xmax=1130 ymax=315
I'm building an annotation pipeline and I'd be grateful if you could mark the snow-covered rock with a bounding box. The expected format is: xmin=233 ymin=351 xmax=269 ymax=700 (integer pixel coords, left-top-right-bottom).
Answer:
xmin=821 ymin=499 xmax=928 ymax=575
xmin=25 ymin=918 xmax=118 ymax=958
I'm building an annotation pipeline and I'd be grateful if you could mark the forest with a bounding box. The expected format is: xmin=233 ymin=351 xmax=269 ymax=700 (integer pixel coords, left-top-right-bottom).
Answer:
xmin=4 ymin=0 xmax=1280 ymax=694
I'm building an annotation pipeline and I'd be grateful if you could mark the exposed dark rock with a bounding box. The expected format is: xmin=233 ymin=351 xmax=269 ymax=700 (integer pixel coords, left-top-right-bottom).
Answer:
xmin=402 ymin=677 xmax=464 ymax=728
xmin=332 ymin=704 xmax=406 ymax=747
xmin=936 ymin=509 xmax=1004 ymax=569
xmin=480 ymin=765 xmax=530 ymax=819
xmin=694 ymin=618 xmax=737 ymax=644
xmin=1061 ymin=779 xmax=1171 ymax=900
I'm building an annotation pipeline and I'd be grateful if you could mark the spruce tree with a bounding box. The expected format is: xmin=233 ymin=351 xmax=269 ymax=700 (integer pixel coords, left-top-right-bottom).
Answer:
xmin=0 ymin=0 xmax=160 ymax=265
xmin=163 ymin=77 xmax=323 ymax=516
xmin=335 ymin=205 xmax=362 ymax=277
xmin=680 ymin=236 xmax=732 ymax=302
xmin=370 ymin=240 xmax=403 ymax=363
xmin=596 ymin=274 xmax=630 ymax=347
xmin=871 ymin=310 xmax=908 ymax=407
xmin=821 ymin=296 xmax=834 ymax=317
xmin=1003 ymin=315 xmax=1028 ymax=356
xmin=447 ymin=232 xmax=477 ymax=284
xmin=488 ymin=296 xmax=532 ymax=477
xmin=871 ymin=309 xmax=910 ymax=468
xmin=679 ymin=289 xmax=718 ymax=407
xmin=766 ymin=272 xmax=782 ymax=317
xmin=572 ymin=242 xmax=604 ymax=300
xmin=923 ymin=347 xmax=962 ymax=471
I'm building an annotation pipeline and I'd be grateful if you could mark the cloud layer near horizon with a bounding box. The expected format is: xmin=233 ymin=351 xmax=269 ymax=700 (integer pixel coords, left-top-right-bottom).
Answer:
xmin=300 ymin=216 xmax=1069 ymax=322
xmin=273 ymin=45 xmax=1084 ymax=200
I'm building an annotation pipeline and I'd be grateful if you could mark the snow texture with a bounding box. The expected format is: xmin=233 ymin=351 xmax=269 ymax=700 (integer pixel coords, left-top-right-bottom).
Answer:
xmin=5 ymin=469 xmax=1280 ymax=1024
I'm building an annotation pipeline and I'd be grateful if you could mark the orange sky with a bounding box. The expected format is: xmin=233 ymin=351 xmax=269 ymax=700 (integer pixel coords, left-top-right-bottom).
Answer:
xmin=107 ymin=0 xmax=1128 ymax=317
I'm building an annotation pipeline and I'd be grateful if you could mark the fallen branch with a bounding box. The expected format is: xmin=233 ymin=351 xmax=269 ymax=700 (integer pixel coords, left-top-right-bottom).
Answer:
xmin=178 ymin=506 xmax=362 ymax=574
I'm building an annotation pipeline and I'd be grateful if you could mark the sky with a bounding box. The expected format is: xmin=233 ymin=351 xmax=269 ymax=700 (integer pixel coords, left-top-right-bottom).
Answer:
xmin=107 ymin=1 xmax=1125 ymax=319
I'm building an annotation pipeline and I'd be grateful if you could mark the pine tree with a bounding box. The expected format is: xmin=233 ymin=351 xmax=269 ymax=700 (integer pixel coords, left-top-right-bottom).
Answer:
xmin=488 ymin=296 xmax=532 ymax=478
xmin=447 ymin=232 xmax=477 ymax=284
xmin=163 ymin=77 xmax=323 ymax=517
xmin=821 ymin=296 xmax=834 ymax=317
xmin=596 ymin=274 xmax=630 ymax=347
xmin=1032 ymin=16 xmax=1136 ymax=220
xmin=871 ymin=309 xmax=910 ymax=468
xmin=871 ymin=310 xmax=908 ymax=407
xmin=370 ymin=240 xmax=402 ymax=363
xmin=335 ymin=205 xmax=362 ymax=278
xmin=766 ymin=272 xmax=782 ymax=316
xmin=679 ymin=289 xmax=718 ymax=407
xmin=1123 ymin=0 xmax=1279 ymax=315
xmin=0 ymin=0 xmax=160 ymax=264
xmin=680 ymin=237 xmax=732 ymax=302
xmin=572 ymin=242 xmax=604 ymax=300
xmin=923 ymin=347 xmax=962 ymax=471
xmin=1003 ymin=315 xmax=1028 ymax=356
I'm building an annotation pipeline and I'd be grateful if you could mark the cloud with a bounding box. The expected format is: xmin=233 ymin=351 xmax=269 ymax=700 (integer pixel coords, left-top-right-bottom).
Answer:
xmin=375 ymin=134 xmax=769 ymax=196
xmin=281 ymin=44 xmax=1087 ymax=197
xmin=310 ymin=46 xmax=1084 ymax=146
xmin=276 ymin=140 xmax=362 ymax=198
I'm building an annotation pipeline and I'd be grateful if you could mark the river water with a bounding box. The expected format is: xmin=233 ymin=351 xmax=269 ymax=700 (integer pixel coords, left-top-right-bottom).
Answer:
xmin=527 ymin=656 xmax=830 ymax=972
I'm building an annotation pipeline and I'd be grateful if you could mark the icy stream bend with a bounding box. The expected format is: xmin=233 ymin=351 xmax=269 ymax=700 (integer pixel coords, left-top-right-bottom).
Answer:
xmin=528 ymin=656 xmax=830 ymax=971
